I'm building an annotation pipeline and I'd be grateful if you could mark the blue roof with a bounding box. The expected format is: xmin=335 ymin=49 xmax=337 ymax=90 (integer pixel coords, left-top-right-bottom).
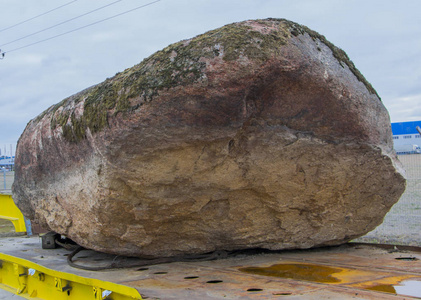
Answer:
xmin=391 ymin=121 xmax=421 ymax=135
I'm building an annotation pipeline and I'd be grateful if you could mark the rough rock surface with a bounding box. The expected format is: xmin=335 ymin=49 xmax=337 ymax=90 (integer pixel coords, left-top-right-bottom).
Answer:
xmin=13 ymin=18 xmax=406 ymax=257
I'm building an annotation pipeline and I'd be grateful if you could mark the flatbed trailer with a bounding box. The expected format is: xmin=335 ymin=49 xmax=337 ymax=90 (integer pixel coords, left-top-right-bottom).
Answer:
xmin=1 ymin=235 xmax=421 ymax=299
xmin=1 ymin=194 xmax=421 ymax=299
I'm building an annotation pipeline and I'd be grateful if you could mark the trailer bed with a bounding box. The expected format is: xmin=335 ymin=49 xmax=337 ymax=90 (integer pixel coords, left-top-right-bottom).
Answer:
xmin=1 ymin=236 xmax=421 ymax=299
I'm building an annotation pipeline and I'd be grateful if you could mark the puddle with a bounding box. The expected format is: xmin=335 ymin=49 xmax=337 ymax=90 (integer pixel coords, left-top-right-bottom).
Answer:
xmin=239 ymin=263 xmax=342 ymax=283
xmin=368 ymin=280 xmax=421 ymax=298
xmin=366 ymin=284 xmax=397 ymax=293
xmin=239 ymin=262 xmax=421 ymax=298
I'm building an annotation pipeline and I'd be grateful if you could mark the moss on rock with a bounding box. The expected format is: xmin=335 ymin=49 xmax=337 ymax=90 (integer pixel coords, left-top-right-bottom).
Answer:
xmin=45 ymin=18 xmax=379 ymax=143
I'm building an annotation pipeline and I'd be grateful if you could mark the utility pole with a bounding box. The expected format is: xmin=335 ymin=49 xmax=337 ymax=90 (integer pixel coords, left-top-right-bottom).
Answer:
xmin=2 ymin=168 xmax=6 ymax=190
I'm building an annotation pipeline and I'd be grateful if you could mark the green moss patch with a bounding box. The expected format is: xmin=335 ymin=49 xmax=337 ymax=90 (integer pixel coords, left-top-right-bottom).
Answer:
xmin=47 ymin=19 xmax=294 ymax=143
xmin=44 ymin=18 xmax=379 ymax=143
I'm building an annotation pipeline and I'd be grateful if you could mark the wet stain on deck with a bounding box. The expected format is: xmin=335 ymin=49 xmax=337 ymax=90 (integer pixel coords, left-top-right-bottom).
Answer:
xmin=368 ymin=280 xmax=421 ymax=298
xmin=239 ymin=262 xmax=421 ymax=298
xmin=239 ymin=263 xmax=342 ymax=283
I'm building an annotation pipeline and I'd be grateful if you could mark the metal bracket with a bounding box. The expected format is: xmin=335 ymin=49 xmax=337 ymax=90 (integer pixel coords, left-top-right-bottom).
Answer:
xmin=0 ymin=252 xmax=142 ymax=299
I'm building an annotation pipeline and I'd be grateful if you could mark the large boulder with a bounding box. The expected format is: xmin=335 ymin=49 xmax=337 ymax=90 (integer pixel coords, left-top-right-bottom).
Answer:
xmin=13 ymin=18 xmax=405 ymax=257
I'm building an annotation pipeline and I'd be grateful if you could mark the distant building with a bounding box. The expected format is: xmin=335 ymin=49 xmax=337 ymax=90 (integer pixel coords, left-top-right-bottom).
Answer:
xmin=391 ymin=121 xmax=421 ymax=154
xmin=0 ymin=156 xmax=14 ymax=171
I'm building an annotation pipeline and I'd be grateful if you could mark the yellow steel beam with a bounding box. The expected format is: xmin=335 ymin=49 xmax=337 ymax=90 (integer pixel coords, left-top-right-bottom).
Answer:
xmin=0 ymin=194 xmax=26 ymax=232
xmin=0 ymin=252 xmax=142 ymax=300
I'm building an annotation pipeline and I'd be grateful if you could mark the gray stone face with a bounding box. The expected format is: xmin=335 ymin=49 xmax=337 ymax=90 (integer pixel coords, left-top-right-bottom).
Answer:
xmin=13 ymin=19 xmax=405 ymax=257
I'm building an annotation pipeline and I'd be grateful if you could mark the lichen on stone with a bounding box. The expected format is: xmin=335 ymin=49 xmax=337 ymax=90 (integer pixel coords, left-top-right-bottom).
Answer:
xmin=44 ymin=18 xmax=379 ymax=143
xmin=48 ymin=20 xmax=292 ymax=142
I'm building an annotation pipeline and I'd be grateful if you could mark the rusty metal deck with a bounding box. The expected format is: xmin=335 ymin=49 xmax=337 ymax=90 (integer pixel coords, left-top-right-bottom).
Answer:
xmin=1 ymin=236 xmax=421 ymax=299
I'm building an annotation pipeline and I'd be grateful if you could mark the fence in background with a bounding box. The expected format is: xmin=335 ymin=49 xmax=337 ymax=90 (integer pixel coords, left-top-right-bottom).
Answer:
xmin=0 ymin=170 xmax=14 ymax=194
xmin=355 ymin=154 xmax=421 ymax=246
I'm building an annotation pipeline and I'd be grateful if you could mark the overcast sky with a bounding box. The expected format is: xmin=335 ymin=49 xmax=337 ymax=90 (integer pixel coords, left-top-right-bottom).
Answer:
xmin=1 ymin=0 xmax=420 ymax=154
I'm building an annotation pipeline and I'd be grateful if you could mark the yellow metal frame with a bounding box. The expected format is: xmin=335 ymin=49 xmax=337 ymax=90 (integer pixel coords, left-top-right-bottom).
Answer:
xmin=0 ymin=252 xmax=142 ymax=299
xmin=0 ymin=194 xmax=26 ymax=232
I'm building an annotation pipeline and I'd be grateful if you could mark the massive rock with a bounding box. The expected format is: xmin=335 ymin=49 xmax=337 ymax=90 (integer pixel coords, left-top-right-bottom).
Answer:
xmin=13 ymin=18 xmax=405 ymax=257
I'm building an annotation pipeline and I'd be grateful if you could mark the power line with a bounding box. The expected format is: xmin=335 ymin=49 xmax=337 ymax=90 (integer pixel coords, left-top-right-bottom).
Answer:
xmin=0 ymin=1 xmax=78 ymax=34
xmin=4 ymin=0 xmax=161 ymax=54
xmin=1 ymin=0 xmax=123 ymax=48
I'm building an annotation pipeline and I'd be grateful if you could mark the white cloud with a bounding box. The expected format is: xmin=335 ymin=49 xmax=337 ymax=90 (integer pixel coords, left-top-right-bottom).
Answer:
xmin=1 ymin=0 xmax=421 ymax=145
xmin=15 ymin=53 xmax=45 ymax=65
xmin=384 ymin=94 xmax=421 ymax=122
